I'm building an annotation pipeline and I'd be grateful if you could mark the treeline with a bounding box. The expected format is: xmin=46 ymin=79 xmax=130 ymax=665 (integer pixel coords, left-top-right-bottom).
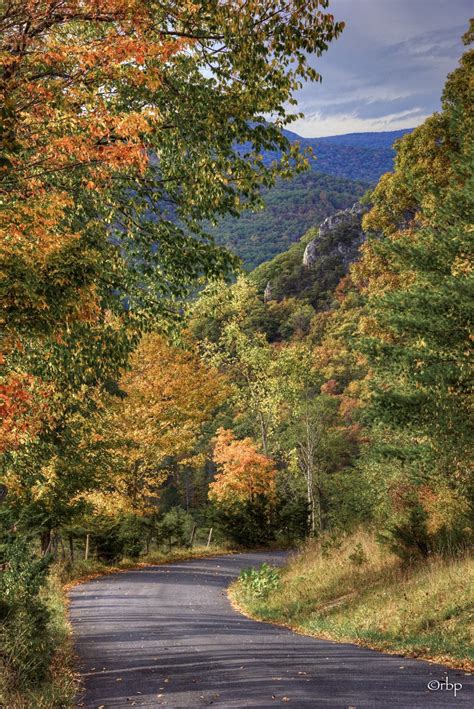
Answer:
xmin=0 ymin=1 xmax=345 ymax=699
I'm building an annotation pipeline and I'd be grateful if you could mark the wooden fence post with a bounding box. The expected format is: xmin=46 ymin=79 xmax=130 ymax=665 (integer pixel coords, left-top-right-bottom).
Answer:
xmin=206 ymin=527 xmax=213 ymax=548
xmin=84 ymin=533 xmax=90 ymax=561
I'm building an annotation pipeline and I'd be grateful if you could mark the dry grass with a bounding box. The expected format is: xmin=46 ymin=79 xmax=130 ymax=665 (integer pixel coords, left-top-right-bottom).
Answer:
xmin=230 ymin=530 xmax=474 ymax=670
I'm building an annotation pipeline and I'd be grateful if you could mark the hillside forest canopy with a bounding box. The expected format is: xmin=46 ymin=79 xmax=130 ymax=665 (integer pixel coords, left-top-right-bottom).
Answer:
xmin=0 ymin=1 xmax=473 ymax=698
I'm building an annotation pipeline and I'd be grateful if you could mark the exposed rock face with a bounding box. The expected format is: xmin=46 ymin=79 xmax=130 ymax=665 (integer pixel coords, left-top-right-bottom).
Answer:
xmin=263 ymin=281 xmax=273 ymax=303
xmin=302 ymin=202 xmax=369 ymax=269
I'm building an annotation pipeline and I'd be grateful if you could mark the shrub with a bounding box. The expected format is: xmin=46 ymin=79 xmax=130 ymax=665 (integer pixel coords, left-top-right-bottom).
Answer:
xmin=215 ymin=497 xmax=275 ymax=547
xmin=0 ymin=538 xmax=54 ymax=687
xmin=239 ymin=563 xmax=281 ymax=599
xmin=157 ymin=507 xmax=194 ymax=552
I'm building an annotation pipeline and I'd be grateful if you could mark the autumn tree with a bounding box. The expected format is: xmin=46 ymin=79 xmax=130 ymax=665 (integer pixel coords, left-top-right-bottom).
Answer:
xmin=351 ymin=23 xmax=474 ymax=555
xmin=1 ymin=2 xmax=344 ymax=541
xmin=193 ymin=277 xmax=286 ymax=454
xmin=210 ymin=428 xmax=276 ymax=505
xmin=209 ymin=427 xmax=277 ymax=545
xmin=92 ymin=334 xmax=228 ymax=514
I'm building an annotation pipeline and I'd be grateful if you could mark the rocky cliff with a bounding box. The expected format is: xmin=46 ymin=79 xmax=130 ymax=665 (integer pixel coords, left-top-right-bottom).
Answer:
xmin=302 ymin=202 xmax=368 ymax=269
xmin=252 ymin=202 xmax=369 ymax=311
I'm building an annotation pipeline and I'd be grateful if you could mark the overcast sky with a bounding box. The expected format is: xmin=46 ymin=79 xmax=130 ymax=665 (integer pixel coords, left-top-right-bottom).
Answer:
xmin=291 ymin=0 xmax=471 ymax=137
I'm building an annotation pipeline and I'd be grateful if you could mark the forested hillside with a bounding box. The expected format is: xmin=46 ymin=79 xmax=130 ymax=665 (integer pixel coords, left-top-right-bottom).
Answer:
xmin=251 ymin=202 xmax=367 ymax=311
xmin=261 ymin=127 xmax=412 ymax=181
xmin=213 ymin=129 xmax=412 ymax=269
xmin=211 ymin=172 xmax=367 ymax=268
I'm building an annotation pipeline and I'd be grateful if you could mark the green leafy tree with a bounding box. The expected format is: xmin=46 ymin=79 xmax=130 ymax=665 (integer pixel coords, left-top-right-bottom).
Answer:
xmin=353 ymin=23 xmax=474 ymax=554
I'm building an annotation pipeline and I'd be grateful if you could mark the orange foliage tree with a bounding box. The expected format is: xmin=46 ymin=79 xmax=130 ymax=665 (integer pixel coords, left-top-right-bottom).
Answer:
xmin=209 ymin=428 xmax=276 ymax=507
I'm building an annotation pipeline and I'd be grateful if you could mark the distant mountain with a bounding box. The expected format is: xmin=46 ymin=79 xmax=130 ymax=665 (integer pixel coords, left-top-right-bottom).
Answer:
xmin=212 ymin=128 xmax=411 ymax=269
xmin=211 ymin=171 xmax=367 ymax=270
xmin=261 ymin=128 xmax=412 ymax=183
xmin=290 ymin=128 xmax=412 ymax=149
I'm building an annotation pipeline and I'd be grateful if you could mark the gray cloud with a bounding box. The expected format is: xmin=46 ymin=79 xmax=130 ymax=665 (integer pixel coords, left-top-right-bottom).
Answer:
xmin=291 ymin=1 xmax=471 ymax=136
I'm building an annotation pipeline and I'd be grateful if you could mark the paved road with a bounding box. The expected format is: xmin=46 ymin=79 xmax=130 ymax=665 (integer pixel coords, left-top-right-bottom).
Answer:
xmin=70 ymin=552 xmax=472 ymax=708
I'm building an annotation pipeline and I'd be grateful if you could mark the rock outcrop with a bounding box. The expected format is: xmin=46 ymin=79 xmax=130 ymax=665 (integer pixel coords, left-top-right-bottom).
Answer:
xmin=263 ymin=281 xmax=273 ymax=303
xmin=302 ymin=202 xmax=368 ymax=269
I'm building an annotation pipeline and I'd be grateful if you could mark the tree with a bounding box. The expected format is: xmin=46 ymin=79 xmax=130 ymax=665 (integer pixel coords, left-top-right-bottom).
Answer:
xmin=209 ymin=428 xmax=277 ymax=545
xmin=194 ymin=276 xmax=285 ymax=454
xmin=278 ymin=345 xmax=360 ymax=535
xmin=1 ymin=0 xmax=344 ymax=348
xmin=89 ymin=334 xmax=228 ymax=513
xmin=351 ymin=23 xmax=474 ymax=552
xmin=209 ymin=428 xmax=276 ymax=506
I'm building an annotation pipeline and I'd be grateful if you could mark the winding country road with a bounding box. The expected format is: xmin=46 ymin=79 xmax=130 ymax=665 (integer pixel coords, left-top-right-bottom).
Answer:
xmin=70 ymin=552 xmax=472 ymax=708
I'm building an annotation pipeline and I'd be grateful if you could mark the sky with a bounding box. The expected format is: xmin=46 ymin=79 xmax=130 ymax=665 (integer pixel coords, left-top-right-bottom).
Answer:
xmin=291 ymin=0 xmax=472 ymax=137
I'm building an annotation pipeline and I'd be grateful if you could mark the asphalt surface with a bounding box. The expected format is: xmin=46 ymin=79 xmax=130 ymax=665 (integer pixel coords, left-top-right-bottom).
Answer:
xmin=70 ymin=551 xmax=472 ymax=708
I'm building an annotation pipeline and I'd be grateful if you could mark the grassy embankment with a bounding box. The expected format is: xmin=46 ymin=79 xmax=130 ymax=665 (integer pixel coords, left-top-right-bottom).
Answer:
xmin=0 ymin=545 xmax=232 ymax=709
xmin=229 ymin=531 xmax=474 ymax=670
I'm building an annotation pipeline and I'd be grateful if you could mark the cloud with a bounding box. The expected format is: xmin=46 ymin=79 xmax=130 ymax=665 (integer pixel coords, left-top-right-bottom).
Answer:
xmin=292 ymin=109 xmax=430 ymax=138
xmin=291 ymin=1 xmax=471 ymax=137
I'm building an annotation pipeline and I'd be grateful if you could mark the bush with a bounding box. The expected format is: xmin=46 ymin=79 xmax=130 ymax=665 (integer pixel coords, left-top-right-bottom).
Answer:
xmin=274 ymin=496 xmax=309 ymax=544
xmin=0 ymin=538 xmax=54 ymax=687
xmin=215 ymin=497 xmax=275 ymax=547
xmin=157 ymin=507 xmax=194 ymax=551
xmin=239 ymin=563 xmax=281 ymax=599
xmin=380 ymin=506 xmax=431 ymax=563
xmin=92 ymin=514 xmax=148 ymax=561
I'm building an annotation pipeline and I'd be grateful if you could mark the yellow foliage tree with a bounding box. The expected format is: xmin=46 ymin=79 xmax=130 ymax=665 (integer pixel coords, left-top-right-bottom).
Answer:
xmin=90 ymin=334 xmax=228 ymax=513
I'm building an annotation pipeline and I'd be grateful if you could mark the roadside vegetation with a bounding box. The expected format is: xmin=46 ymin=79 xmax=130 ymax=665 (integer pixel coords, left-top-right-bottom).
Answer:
xmin=230 ymin=532 xmax=474 ymax=669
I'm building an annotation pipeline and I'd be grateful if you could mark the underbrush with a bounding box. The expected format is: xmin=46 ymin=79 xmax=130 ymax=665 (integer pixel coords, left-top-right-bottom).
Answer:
xmin=1 ymin=544 xmax=231 ymax=708
xmin=0 ymin=569 xmax=77 ymax=709
xmin=230 ymin=531 xmax=474 ymax=669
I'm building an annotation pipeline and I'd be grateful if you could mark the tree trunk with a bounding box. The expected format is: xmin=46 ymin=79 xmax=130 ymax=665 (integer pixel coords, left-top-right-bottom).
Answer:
xmin=41 ymin=529 xmax=52 ymax=556
xmin=258 ymin=412 xmax=268 ymax=456
xmin=307 ymin=464 xmax=316 ymax=535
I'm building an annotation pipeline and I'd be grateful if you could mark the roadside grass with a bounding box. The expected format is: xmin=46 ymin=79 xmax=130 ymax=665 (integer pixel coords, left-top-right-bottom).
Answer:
xmin=1 ymin=544 xmax=232 ymax=709
xmin=229 ymin=531 xmax=474 ymax=670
